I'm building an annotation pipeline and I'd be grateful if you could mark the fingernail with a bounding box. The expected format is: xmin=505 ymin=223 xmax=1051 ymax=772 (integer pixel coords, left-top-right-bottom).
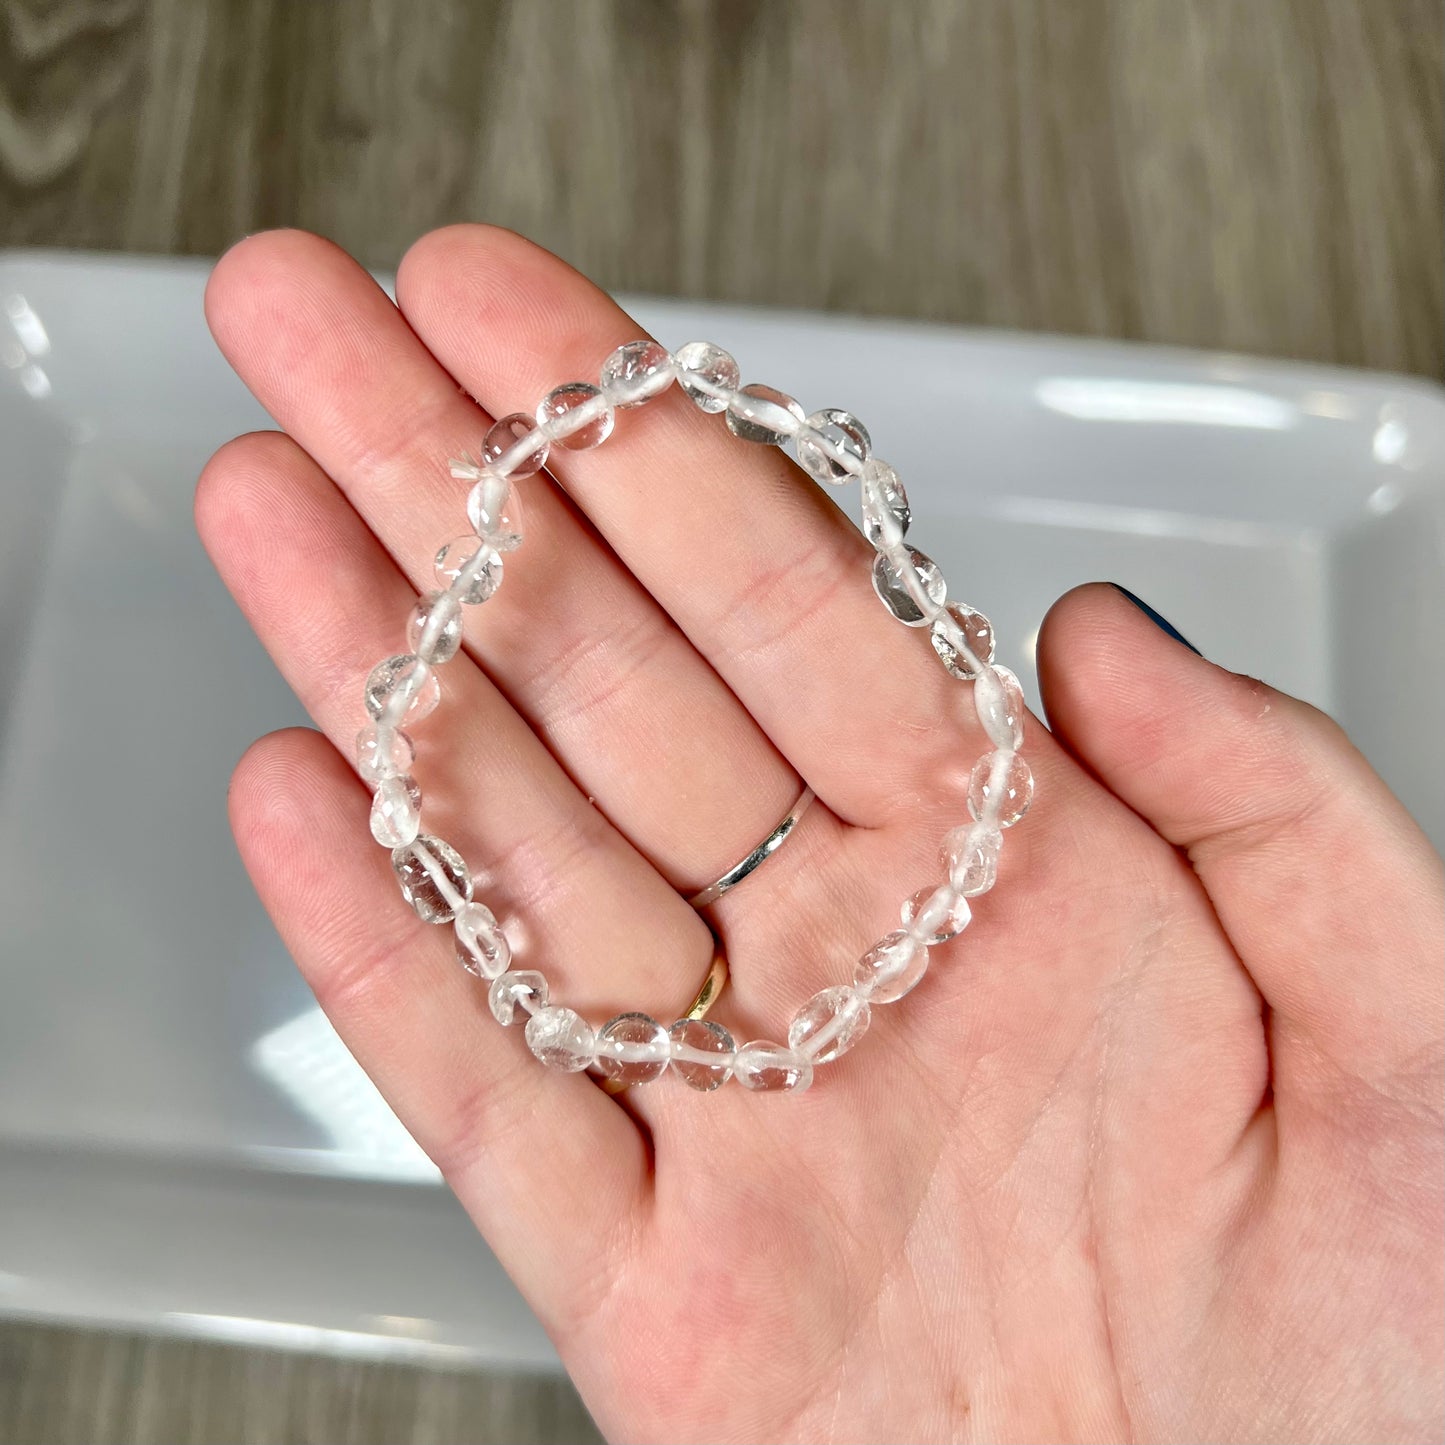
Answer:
xmin=1109 ymin=585 xmax=1203 ymax=656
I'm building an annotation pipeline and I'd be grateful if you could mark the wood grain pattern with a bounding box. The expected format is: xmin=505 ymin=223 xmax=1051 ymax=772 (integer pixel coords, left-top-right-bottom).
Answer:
xmin=0 ymin=1322 xmax=603 ymax=1445
xmin=1 ymin=0 xmax=1440 ymax=375
xmin=0 ymin=2 xmax=1440 ymax=1443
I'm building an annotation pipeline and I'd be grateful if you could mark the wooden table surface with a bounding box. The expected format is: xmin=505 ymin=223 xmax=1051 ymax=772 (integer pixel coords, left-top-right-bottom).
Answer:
xmin=5 ymin=0 xmax=1442 ymax=376
xmin=1 ymin=2 xmax=1441 ymax=1443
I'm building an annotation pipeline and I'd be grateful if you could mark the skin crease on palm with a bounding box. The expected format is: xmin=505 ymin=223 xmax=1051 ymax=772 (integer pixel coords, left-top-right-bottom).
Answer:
xmin=195 ymin=225 xmax=1444 ymax=1445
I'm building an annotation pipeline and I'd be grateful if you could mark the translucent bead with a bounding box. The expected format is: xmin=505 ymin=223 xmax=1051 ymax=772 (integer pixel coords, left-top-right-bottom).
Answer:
xmin=488 ymin=970 xmax=548 ymax=1025
xmin=733 ymin=1040 xmax=813 ymax=1093
xmin=725 ymin=383 xmax=806 ymax=445
xmin=370 ymin=773 xmax=422 ymax=848
xmin=391 ymin=834 xmax=473 ymax=923
xmin=941 ymin=822 xmax=1004 ymax=896
xmin=930 ymin=602 xmax=995 ymax=679
xmin=902 ymin=884 xmax=972 ymax=944
xmin=454 ymin=901 xmax=511 ymax=980
xmin=860 ymin=459 xmax=910 ymax=548
xmin=853 ymin=929 xmax=930 ymax=1004
xmin=525 ymin=1006 xmax=596 ymax=1072
xmin=968 ymin=750 xmax=1034 ymax=828
xmin=595 ymin=1012 xmax=671 ymax=1086
xmin=466 ymin=474 xmax=522 ymax=552
xmin=795 ymin=409 xmax=871 ymax=484
xmin=537 ymin=382 xmax=614 ymax=450
xmin=364 ymin=654 xmax=440 ymax=725
xmin=974 ymin=665 xmax=1026 ymax=751
xmin=871 ymin=547 xmax=946 ymax=626
xmin=483 ymin=412 xmax=549 ymax=478
xmin=435 ymin=536 xmax=502 ymax=605
xmin=406 ymin=591 xmax=464 ymax=665
xmin=599 ymin=340 xmax=675 ymax=408
xmin=354 ymin=724 xmax=414 ymax=786
xmin=667 ymin=1018 xmax=735 ymax=1091
xmin=788 ymin=985 xmax=870 ymax=1064
xmin=674 ymin=341 xmax=740 ymax=413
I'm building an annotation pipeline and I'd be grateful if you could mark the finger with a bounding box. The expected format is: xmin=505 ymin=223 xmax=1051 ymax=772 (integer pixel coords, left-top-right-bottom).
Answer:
xmin=228 ymin=727 xmax=646 ymax=1336
xmin=195 ymin=428 xmax=711 ymax=1026
xmin=394 ymin=224 xmax=981 ymax=826
xmin=204 ymin=229 xmax=799 ymax=896
xmin=1038 ymin=583 xmax=1445 ymax=1095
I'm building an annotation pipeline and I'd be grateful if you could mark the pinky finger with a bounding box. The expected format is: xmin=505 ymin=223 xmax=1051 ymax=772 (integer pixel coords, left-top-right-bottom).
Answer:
xmin=229 ymin=726 xmax=649 ymax=1343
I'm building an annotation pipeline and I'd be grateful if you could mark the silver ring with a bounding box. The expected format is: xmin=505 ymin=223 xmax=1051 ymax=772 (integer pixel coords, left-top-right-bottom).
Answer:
xmin=687 ymin=786 xmax=816 ymax=909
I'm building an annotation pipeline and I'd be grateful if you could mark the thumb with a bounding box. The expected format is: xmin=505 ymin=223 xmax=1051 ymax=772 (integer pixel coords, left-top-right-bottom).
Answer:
xmin=1037 ymin=583 xmax=1443 ymax=1099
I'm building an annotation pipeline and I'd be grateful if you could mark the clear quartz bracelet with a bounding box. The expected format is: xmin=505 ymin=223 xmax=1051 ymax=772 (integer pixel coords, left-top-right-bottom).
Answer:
xmin=357 ymin=339 xmax=1033 ymax=1095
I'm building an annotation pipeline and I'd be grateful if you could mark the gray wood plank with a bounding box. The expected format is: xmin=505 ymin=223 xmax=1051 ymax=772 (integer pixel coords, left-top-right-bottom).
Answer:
xmin=1 ymin=0 xmax=1439 ymax=374
xmin=0 ymin=1322 xmax=603 ymax=1445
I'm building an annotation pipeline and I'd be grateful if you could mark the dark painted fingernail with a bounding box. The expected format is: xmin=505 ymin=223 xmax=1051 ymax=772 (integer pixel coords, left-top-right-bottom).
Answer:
xmin=1109 ymin=585 xmax=1203 ymax=656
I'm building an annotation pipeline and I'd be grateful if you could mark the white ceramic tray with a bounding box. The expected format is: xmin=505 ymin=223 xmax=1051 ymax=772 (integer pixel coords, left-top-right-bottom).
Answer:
xmin=1 ymin=252 xmax=1441 ymax=1368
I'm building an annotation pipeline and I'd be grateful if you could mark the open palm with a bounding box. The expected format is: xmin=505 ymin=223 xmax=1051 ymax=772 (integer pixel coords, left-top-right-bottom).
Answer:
xmin=198 ymin=227 xmax=1443 ymax=1444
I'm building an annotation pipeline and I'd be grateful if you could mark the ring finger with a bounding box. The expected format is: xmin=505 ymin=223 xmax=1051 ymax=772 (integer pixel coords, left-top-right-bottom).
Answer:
xmin=196 ymin=428 xmax=711 ymax=1027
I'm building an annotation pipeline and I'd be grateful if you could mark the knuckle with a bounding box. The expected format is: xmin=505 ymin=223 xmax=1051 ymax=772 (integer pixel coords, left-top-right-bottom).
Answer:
xmin=525 ymin=608 xmax=673 ymax=735
xmin=709 ymin=534 xmax=853 ymax=665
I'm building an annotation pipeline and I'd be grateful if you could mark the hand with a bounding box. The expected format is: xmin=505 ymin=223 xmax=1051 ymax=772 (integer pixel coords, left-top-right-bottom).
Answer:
xmin=198 ymin=226 xmax=1444 ymax=1444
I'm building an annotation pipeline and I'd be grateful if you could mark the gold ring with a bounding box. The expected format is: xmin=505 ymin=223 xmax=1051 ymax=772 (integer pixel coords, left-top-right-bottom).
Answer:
xmin=602 ymin=937 xmax=728 ymax=1094
xmin=684 ymin=946 xmax=728 ymax=1020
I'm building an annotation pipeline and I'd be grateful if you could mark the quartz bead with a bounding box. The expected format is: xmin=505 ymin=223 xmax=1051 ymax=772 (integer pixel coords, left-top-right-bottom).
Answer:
xmin=355 ymin=724 xmax=414 ymax=785
xmin=860 ymin=459 xmax=910 ymax=547
xmin=667 ymin=1017 xmax=735 ymax=1091
xmin=872 ymin=547 xmax=946 ymax=626
xmin=599 ymin=340 xmax=675 ymax=407
xmin=968 ymin=750 xmax=1034 ymax=828
xmin=537 ymin=382 xmax=614 ymax=450
xmin=788 ymin=985 xmax=870 ymax=1064
xmin=525 ymin=1006 xmax=596 ymax=1072
xmin=941 ymin=822 xmax=1004 ymax=896
xmin=854 ymin=929 xmax=930 ymax=1004
xmin=489 ymin=970 xmax=548 ymax=1025
xmin=406 ymin=591 xmax=464 ymax=664
xmin=796 ymin=408 xmax=871 ymax=484
xmin=364 ymin=654 xmax=440 ymax=725
xmin=674 ymin=341 xmax=740 ymax=413
xmin=974 ymin=665 xmax=1026 ymax=751
xmin=902 ymin=884 xmax=972 ymax=944
xmin=435 ymin=536 xmax=502 ymax=605
xmin=454 ymin=901 xmax=511 ymax=980
xmin=595 ymin=1012 xmax=671 ymax=1085
xmin=391 ymin=834 xmax=473 ymax=923
xmin=931 ymin=602 xmax=995 ymax=679
xmin=725 ymin=383 xmax=806 ymax=445
xmin=734 ymin=1040 xmax=813 ymax=1093
xmin=370 ymin=773 xmax=422 ymax=848
xmin=466 ymin=475 xmax=522 ymax=552
xmin=482 ymin=413 xmax=549 ymax=478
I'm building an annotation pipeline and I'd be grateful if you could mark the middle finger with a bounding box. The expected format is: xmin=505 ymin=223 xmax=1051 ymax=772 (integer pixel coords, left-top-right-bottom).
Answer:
xmin=396 ymin=225 xmax=977 ymax=829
